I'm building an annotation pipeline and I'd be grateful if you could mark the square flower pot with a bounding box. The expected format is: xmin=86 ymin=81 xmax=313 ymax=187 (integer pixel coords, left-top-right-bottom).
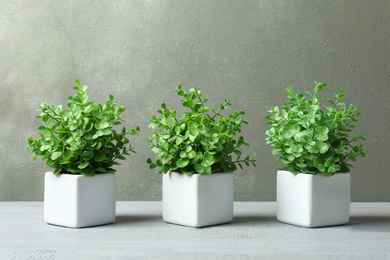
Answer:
xmin=163 ymin=171 xmax=234 ymax=228
xmin=277 ymin=170 xmax=350 ymax=228
xmin=44 ymin=172 xmax=116 ymax=228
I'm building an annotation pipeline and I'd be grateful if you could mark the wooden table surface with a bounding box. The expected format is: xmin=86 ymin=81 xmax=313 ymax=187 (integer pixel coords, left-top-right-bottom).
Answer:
xmin=1 ymin=202 xmax=389 ymax=259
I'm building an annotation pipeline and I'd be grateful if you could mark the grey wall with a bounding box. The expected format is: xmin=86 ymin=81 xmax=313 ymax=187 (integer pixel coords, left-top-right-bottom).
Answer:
xmin=1 ymin=0 xmax=389 ymax=201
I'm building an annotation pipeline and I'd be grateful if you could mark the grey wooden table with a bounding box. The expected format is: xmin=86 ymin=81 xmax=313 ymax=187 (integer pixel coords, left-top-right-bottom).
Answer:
xmin=1 ymin=202 xmax=389 ymax=259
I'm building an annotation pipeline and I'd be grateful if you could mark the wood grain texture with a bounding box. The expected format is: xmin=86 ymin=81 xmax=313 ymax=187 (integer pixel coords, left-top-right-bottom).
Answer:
xmin=0 ymin=202 xmax=389 ymax=259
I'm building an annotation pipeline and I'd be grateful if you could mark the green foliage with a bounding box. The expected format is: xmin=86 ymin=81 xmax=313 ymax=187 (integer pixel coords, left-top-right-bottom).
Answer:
xmin=265 ymin=82 xmax=368 ymax=177
xmin=147 ymin=85 xmax=256 ymax=175
xmin=27 ymin=80 xmax=140 ymax=177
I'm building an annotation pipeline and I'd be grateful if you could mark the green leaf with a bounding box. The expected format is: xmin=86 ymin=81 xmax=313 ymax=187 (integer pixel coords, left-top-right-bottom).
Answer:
xmin=81 ymin=168 xmax=95 ymax=177
xmin=162 ymin=155 xmax=173 ymax=164
xmin=324 ymin=159 xmax=335 ymax=167
xmin=85 ymin=122 xmax=93 ymax=132
xmin=295 ymin=162 xmax=307 ymax=168
xmin=272 ymin=149 xmax=282 ymax=155
xmin=176 ymin=158 xmax=189 ymax=168
xmin=322 ymin=150 xmax=334 ymax=161
xmin=194 ymin=163 xmax=204 ymax=174
xmin=323 ymin=106 xmax=333 ymax=113
xmin=84 ymin=105 xmax=94 ymax=113
xmin=319 ymin=143 xmax=329 ymax=154
xmin=78 ymin=161 xmax=89 ymax=169
xmin=188 ymin=150 xmax=196 ymax=159
xmin=225 ymin=141 xmax=234 ymax=153
xmin=279 ymin=158 xmax=291 ymax=165
xmin=102 ymin=128 xmax=112 ymax=135
xmin=156 ymin=159 xmax=162 ymax=167
xmin=327 ymin=99 xmax=335 ymax=105
xmin=315 ymin=84 xmax=323 ymax=93
xmin=189 ymin=134 xmax=196 ymax=142
xmin=182 ymin=101 xmax=194 ymax=108
xmin=176 ymin=136 xmax=184 ymax=145
xmin=95 ymin=153 xmax=106 ymax=162
xmin=189 ymin=128 xmax=199 ymax=137
xmin=181 ymin=167 xmax=194 ymax=175
xmin=180 ymin=151 xmax=188 ymax=158
xmin=99 ymin=122 xmax=109 ymax=129
xmin=43 ymin=129 xmax=51 ymax=140
xmin=47 ymin=121 xmax=58 ymax=129
xmin=51 ymin=152 xmax=63 ymax=160
xmin=160 ymin=164 xmax=168 ymax=173
xmin=233 ymin=150 xmax=242 ymax=159
xmin=190 ymin=153 xmax=201 ymax=165
xmin=315 ymin=126 xmax=329 ymax=134
xmin=174 ymin=126 xmax=181 ymax=135
xmin=318 ymin=164 xmax=325 ymax=172
xmin=73 ymin=85 xmax=81 ymax=91
xmin=286 ymin=155 xmax=295 ymax=161
xmin=233 ymin=111 xmax=239 ymax=118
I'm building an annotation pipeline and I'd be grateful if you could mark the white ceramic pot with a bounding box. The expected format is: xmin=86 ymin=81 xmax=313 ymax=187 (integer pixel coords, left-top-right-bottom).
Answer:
xmin=44 ymin=172 xmax=116 ymax=228
xmin=277 ymin=170 xmax=350 ymax=228
xmin=163 ymin=171 xmax=234 ymax=228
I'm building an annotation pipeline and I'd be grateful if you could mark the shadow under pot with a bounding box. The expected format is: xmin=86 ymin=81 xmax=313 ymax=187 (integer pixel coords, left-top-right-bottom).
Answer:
xmin=44 ymin=172 xmax=116 ymax=228
xmin=277 ymin=170 xmax=350 ymax=228
xmin=162 ymin=171 xmax=234 ymax=228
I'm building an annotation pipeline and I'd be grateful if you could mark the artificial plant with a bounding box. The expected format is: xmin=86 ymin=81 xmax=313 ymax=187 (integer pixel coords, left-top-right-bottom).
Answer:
xmin=265 ymin=81 xmax=368 ymax=176
xmin=27 ymin=79 xmax=140 ymax=176
xmin=147 ymin=85 xmax=255 ymax=175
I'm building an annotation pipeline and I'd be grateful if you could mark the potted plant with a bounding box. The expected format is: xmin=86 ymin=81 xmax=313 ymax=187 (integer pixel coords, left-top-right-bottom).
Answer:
xmin=146 ymin=85 xmax=255 ymax=228
xmin=27 ymin=79 xmax=140 ymax=228
xmin=265 ymin=81 xmax=368 ymax=228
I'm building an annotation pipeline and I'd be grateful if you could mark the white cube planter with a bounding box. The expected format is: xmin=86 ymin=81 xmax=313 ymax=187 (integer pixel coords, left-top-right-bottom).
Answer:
xmin=277 ymin=170 xmax=350 ymax=228
xmin=44 ymin=172 xmax=116 ymax=228
xmin=163 ymin=171 xmax=234 ymax=228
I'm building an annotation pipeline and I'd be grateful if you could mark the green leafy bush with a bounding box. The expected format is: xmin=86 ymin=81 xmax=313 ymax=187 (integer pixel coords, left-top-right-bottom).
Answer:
xmin=27 ymin=79 xmax=140 ymax=176
xmin=265 ymin=82 xmax=368 ymax=176
xmin=146 ymin=85 xmax=256 ymax=175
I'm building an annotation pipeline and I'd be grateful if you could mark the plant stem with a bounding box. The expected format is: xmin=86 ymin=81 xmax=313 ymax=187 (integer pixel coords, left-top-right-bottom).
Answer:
xmin=211 ymin=100 xmax=230 ymax=120
xmin=44 ymin=105 xmax=62 ymax=124
xmin=149 ymin=143 xmax=176 ymax=157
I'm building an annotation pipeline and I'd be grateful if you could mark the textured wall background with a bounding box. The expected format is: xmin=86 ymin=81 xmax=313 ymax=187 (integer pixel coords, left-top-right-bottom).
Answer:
xmin=0 ymin=0 xmax=389 ymax=201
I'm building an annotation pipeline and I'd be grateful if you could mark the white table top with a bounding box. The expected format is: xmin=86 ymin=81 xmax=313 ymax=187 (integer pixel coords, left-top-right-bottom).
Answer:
xmin=1 ymin=202 xmax=389 ymax=259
